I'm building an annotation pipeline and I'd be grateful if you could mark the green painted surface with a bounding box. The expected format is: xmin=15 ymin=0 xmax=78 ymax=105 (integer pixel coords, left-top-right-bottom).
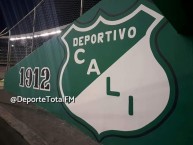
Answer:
xmin=5 ymin=0 xmax=193 ymax=144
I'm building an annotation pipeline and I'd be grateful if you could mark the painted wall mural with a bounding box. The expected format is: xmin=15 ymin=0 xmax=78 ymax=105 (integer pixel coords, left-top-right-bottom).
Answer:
xmin=5 ymin=0 xmax=193 ymax=144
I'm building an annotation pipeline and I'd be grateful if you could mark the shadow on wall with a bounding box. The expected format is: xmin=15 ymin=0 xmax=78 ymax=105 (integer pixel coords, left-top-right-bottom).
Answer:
xmin=0 ymin=66 xmax=6 ymax=80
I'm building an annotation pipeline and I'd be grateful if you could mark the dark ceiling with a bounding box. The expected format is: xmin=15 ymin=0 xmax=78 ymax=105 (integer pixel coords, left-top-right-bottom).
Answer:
xmin=0 ymin=0 xmax=101 ymax=34
xmin=0 ymin=0 xmax=192 ymax=35
xmin=0 ymin=0 xmax=40 ymax=32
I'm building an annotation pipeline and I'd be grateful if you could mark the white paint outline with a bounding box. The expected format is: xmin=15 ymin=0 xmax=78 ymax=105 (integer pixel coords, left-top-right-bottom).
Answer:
xmin=40 ymin=67 xmax=51 ymax=91
xmin=59 ymin=4 xmax=163 ymax=100
xmin=19 ymin=67 xmax=25 ymax=87
xmin=33 ymin=67 xmax=40 ymax=90
xmin=25 ymin=67 xmax=33 ymax=88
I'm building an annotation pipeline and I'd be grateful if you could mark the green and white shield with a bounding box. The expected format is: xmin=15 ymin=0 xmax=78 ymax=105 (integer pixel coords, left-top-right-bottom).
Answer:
xmin=59 ymin=4 xmax=176 ymax=139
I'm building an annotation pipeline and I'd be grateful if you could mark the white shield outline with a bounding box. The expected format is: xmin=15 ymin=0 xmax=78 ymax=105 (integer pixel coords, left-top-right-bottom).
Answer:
xmin=59 ymin=4 xmax=172 ymax=139
xmin=60 ymin=4 xmax=163 ymax=103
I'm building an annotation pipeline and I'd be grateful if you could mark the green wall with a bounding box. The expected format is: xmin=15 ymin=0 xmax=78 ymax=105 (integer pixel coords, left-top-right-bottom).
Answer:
xmin=5 ymin=0 xmax=193 ymax=144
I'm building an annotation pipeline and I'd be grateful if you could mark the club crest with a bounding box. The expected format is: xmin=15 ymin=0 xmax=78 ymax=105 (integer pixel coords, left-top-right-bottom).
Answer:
xmin=59 ymin=4 xmax=177 ymax=141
